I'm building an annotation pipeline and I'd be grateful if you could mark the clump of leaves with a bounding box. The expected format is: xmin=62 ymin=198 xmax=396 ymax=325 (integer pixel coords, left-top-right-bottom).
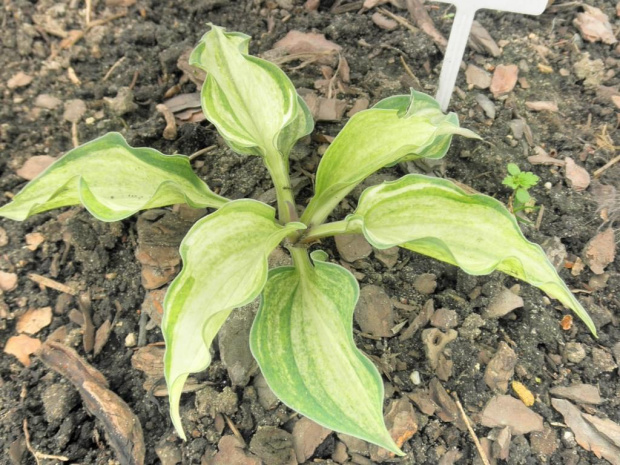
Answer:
xmin=502 ymin=162 xmax=540 ymax=213
xmin=0 ymin=25 xmax=596 ymax=455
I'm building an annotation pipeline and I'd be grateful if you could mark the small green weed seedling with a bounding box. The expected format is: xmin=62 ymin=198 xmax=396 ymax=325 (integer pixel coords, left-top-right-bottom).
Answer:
xmin=0 ymin=25 xmax=595 ymax=455
xmin=503 ymin=163 xmax=540 ymax=214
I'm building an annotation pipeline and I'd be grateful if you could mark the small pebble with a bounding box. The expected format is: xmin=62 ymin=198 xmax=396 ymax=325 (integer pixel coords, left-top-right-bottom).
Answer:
xmin=410 ymin=371 xmax=421 ymax=385
xmin=564 ymin=342 xmax=586 ymax=363
xmin=125 ymin=332 xmax=137 ymax=347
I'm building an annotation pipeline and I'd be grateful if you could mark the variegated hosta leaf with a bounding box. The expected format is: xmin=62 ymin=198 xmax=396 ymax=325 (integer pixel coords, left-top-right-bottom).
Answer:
xmin=190 ymin=24 xmax=313 ymax=158
xmin=163 ymin=200 xmax=305 ymax=439
xmin=0 ymin=132 xmax=225 ymax=222
xmin=345 ymin=174 xmax=596 ymax=335
xmin=250 ymin=250 xmax=403 ymax=455
xmin=373 ymin=92 xmax=461 ymax=161
xmin=302 ymin=91 xmax=478 ymax=225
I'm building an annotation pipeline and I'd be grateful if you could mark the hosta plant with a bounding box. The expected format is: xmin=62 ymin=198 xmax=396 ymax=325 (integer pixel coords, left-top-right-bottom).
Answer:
xmin=0 ymin=25 xmax=596 ymax=455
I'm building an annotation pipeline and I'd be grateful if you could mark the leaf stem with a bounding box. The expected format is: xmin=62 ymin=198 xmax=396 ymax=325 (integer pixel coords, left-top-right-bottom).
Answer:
xmin=289 ymin=246 xmax=313 ymax=276
xmin=264 ymin=150 xmax=295 ymax=224
xmin=298 ymin=220 xmax=352 ymax=244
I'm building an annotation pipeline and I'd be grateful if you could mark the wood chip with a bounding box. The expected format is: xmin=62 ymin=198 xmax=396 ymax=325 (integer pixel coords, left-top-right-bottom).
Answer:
xmin=16 ymin=307 xmax=53 ymax=335
xmin=469 ymin=21 xmax=501 ymax=57
xmin=34 ymin=94 xmax=62 ymax=110
xmin=16 ymin=156 xmax=56 ymax=181
xmin=490 ymin=64 xmax=519 ymax=98
xmin=7 ymin=72 xmax=33 ymax=90
xmin=574 ymin=5 xmax=618 ymax=45
xmin=37 ymin=341 xmax=145 ymax=465
xmin=405 ymin=0 xmax=447 ymax=49
xmin=552 ymin=398 xmax=620 ymax=465
xmin=131 ymin=345 xmax=165 ymax=390
xmin=564 ymin=157 xmax=591 ymax=191
xmin=28 ymin=273 xmax=77 ymax=295
xmin=273 ymin=30 xmax=341 ymax=65
xmin=63 ymin=99 xmax=87 ymax=123
xmin=372 ymin=12 xmax=399 ymax=30
xmin=465 ymin=64 xmax=492 ymax=89
xmin=25 ymin=232 xmax=45 ymax=251
xmin=525 ymin=101 xmax=559 ymax=112
xmin=4 ymin=334 xmax=41 ymax=366
xmin=93 ymin=320 xmax=112 ymax=356
xmin=528 ymin=146 xmax=565 ymax=166
xmin=583 ymin=228 xmax=616 ymax=275
xmin=0 ymin=271 xmax=18 ymax=291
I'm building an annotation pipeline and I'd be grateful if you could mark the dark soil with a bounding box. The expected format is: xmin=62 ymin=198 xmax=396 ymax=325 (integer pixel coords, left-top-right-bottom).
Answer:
xmin=1 ymin=1 xmax=619 ymax=464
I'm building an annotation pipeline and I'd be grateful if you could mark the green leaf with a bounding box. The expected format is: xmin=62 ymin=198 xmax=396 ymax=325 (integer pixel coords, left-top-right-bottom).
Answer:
xmin=373 ymin=91 xmax=462 ymax=161
xmin=250 ymin=250 xmax=402 ymax=455
xmin=301 ymin=91 xmax=478 ymax=225
xmin=190 ymin=24 xmax=312 ymax=158
xmin=345 ymin=175 xmax=596 ymax=335
xmin=507 ymin=163 xmax=521 ymax=176
xmin=515 ymin=188 xmax=531 ymax=204
xmin=162 ymin=200 xmax=305 ymax=439
xmin=502 ymin=176 xmax=519 ymax=189
xmin=520 ymin=171 xmax=540 ymax=188
xmin=0 ymin=132 xmax=225 ymax=222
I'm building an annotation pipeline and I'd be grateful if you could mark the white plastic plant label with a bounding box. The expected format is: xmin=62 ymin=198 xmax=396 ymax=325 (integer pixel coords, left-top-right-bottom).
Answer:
xmin=430 ymin=0 xmax=548 ymax=111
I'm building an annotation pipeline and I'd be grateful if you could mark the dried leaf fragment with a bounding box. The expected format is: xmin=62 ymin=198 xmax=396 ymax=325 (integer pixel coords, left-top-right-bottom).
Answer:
xmin=490 ymin=64 xmax=518 ymax=98
xmin=564 ymin=157 xmax=591 ymax=191
xmin=0 ymin=271 xmax=18 ymax=291
xmin=525 ymin=101 xmax=559 ymax=112
xmin=4 ymin=334 xmax=41 ymax=366
xmin=16 ymin=307 xmax=52 ymax=335
xmin=15 ymin=156 xmax=56 ymax=181
xmin=7 ymin=72 xmax=33 ymax=89
xmin=552 ymin=398 xmax=620 ymax=465
xmin=583 ymin=228 xmax=616 ymax=275
xmin=25 ymin=232 xmax=45 ymax=251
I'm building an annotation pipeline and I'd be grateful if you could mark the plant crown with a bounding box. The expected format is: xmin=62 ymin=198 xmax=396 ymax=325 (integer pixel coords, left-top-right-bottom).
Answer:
xmin=0 ymin=25 xmax=596 ymax=456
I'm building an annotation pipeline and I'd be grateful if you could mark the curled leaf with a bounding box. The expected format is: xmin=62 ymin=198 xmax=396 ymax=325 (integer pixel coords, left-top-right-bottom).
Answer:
xmin=0 ymin=132 xmax=225 ymax=222
xmin=163 ymin=200 xmax=304 ymax=438
xmin=302 ymin=91 xmax=478 ymax=225
xmin=190 ymin=24 xmax=313 ymax=158
xmin=345 ymin=175 xmax=596 ymax=335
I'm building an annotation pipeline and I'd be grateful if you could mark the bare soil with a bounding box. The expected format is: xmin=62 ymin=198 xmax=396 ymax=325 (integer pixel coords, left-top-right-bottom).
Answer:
xmin=1 ymin=1 xmax=618 ymax=464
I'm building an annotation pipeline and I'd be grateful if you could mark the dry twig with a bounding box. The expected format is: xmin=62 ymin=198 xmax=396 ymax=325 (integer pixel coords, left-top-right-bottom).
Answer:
xmin=28 ymin=273 xmax=77 ymax=295
xmin=406 ymin=0 xmax=447 ymax=50
xmin=23 ymin=418 xmax=69 ymax=464
xmin=594 ymin=154 xmax=620 ymax=178
xmin=451 ymin=392 xmax=491 ymax=465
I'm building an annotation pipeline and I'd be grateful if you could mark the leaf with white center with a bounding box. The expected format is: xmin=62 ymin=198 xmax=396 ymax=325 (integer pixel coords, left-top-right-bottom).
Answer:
xmin=0 ymin=132 xmax=225 ymax=222
xmin=162 ymin=200 xmax=305 ymax=439
xmin=346 ymin=174 xmax=596 ymax=335
xmin=250 ymin=250 xmax=403 ymax=455
xmin=302 ymin=91 xmax=477 ymax=225
xmin=190 ymin=24 xmax=313 ymax=158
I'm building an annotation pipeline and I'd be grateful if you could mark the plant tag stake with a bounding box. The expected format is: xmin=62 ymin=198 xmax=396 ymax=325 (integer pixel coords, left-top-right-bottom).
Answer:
xmin=430 ymin=0 xmax=547 ymax=111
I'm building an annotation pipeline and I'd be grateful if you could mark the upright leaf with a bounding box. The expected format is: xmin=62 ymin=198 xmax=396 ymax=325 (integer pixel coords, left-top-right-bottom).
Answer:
xmin=190 ymin=24 xmax=313 ymax=158
xmin=163 ymin=200 xmax=305 ymax=439
xmin=345 ymin=175 xmax=596 ymax=335
xmin=302 ymin=91 xmax=477 ymax=225
xmin=0 ymin=132 xmax=225 ymax=222
xmin=250 ymin=250 xmax=403 ymax=455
